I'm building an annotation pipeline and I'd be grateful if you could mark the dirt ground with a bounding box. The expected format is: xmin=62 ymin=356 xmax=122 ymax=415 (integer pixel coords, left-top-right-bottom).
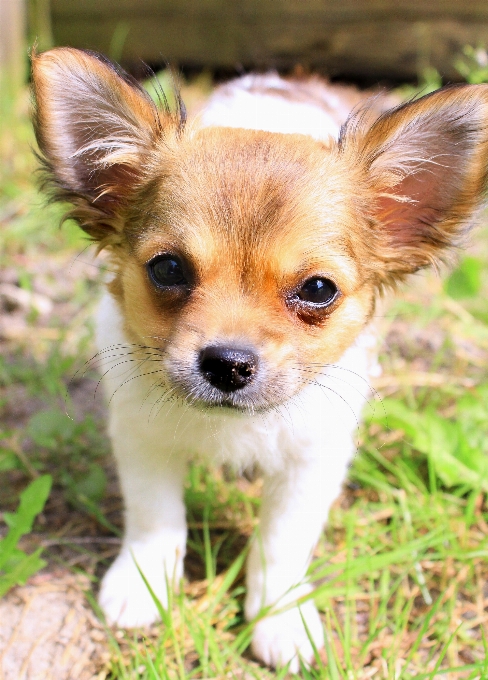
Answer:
xmin=0 ymin=571 xmax=108 ymax=680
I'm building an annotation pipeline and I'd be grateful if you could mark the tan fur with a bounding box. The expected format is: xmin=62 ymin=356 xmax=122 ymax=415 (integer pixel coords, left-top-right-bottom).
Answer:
xmin=31 ymin=48 xmax=182 ymax=243
xmin=31 ymin=49 xmax=488 ymax=409
xmin=339 ymin=86 xmax=488 ymax=283
xmin=101 ymin=125 xmax=373 ymax=404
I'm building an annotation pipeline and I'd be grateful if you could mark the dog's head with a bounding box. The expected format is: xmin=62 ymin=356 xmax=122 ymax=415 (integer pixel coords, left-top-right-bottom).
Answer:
xmin=32 ymin=48 xmax=488 ymax=411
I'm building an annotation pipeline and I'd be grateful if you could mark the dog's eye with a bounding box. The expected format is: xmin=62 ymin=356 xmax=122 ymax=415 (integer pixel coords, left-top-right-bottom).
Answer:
xmin=296 ymin=277 xmax=338 ymax=306
xmin=147 ymin=255 xmax=188 ymax=287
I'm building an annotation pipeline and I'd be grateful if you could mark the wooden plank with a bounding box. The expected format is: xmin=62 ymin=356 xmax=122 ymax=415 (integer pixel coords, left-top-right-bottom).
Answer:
xmin=51 ymin=0 xmax=488 ymax=19
xmin=0 ymin=0 xmax=26 ymax=88
xmin=49 ymin=1 xmax=488 ymax=81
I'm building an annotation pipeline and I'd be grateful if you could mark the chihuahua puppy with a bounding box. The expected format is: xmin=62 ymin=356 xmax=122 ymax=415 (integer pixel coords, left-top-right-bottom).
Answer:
xmin=32 ymin=48 xmax=488 ymax=671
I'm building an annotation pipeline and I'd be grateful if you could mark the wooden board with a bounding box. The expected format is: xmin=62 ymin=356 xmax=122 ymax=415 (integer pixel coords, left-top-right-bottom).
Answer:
xmin=49 ymin=0 xmax=488 ymax=81
xmin=0 ymin=0 xmax=26 ymax=88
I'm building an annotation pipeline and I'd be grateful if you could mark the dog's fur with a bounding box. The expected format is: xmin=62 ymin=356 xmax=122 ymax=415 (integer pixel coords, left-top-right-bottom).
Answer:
xmin=32 ymin=48 xmax=488 ymax=671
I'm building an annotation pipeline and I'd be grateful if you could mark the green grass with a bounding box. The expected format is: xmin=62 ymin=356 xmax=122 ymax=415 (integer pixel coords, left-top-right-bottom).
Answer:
xmin=0 ymin=474 xmax=52 ymax=596
xmin=0 ymin=70 xmax=487 ymax=679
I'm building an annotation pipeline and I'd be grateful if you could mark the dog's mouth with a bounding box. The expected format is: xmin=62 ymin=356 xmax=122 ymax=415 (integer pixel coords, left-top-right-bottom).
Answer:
xmin=203 ymin=397 xmax=273 ymax=414
xmin=166 ymin=372 xmax=273 ymax=415
xmin=200 ymin=399 xmax=251 ymax=413
xmin=183 ymin=389 xmax=268 ymax=415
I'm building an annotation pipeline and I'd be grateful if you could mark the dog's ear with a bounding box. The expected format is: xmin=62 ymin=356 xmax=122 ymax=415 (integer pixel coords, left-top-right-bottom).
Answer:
xmin=341 ymin=85 xmax=488 ymax=284
xmin=32 ymin=48 xmax=180 ymax=241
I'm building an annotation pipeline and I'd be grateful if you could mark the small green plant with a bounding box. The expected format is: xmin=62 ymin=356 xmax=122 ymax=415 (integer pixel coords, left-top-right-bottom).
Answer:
xmin=396 ymin=65 xmax=443 ymax=100
xmin=0 ymin=475 xmax=52 ymax=597
xmin=369 ymin=393 xmax=488 ymax=492
xmin=0 ymin=430 xmax=22 ymax=473
xmin=455 ymin=45 xmax=488 ymax=84
xmin=23 ymin=407 xmax=116 ymax=530
xmin=444 ymin=256 xmax=482 ymax=300
xmin=417 ymin=65 xmax=443 ymax=93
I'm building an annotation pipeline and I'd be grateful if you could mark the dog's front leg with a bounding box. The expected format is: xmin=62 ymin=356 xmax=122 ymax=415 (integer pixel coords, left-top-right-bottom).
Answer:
xmin=99 ymin=413 xmax=188 ymax=628
xmin=246 ymin=451 xmax=347 ymax=671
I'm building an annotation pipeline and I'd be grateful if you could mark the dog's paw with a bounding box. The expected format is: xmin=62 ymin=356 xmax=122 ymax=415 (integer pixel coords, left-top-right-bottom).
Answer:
xmin=251 ymin=601 xmax=323 ymax=672
xmin=99 ymin=549 xmax=177 ymax=628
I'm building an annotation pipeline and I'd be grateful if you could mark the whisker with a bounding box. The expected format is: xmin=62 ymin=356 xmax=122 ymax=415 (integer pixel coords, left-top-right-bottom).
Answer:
xmin=140 ymin=380 xmax=166 ymax=413
xmin=93 ymin=359 xmax=161 ymax=398
xmin=171 ymin=398 xmax=200 ymax=442
xmin=310 ymin=380 xmax=362 ymax=450
xmin=149 ymin=385 xmax=177 ymax=422
xmin=301 ymin=362 xmax=382 ymax=394
xmin=106 ymin=368 xmax=167 ymax=405
xmin=69 ymin=243 xmax=117 ymax=275
xmin=89 ymin=356 xmax=164 ymax=377
xmin=292 ymin=363 xmax=386 ymax=420
xmin=153 ymin=386 xmax=184 ymax=423
xmin=69 ymin=342 xmax=165 ymax=382
xmin=115 ymin=352 xmax=164 ymax=398
xmin=65 ymin=342 xmax=163 ymax=415
xmin=293 ymin=366 xmax=373 ymax=402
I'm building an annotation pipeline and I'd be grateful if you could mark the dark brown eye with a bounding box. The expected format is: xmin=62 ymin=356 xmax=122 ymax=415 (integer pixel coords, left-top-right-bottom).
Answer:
xmin=296 ymin=277 xmax=338 ymax=306
xmin=147 ymin=255 xmax=188 ymax=288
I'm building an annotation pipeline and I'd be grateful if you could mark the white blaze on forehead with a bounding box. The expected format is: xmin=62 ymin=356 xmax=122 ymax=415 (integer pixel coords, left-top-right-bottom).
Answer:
xmin=201 ymin=74 xmax=344 ymax=141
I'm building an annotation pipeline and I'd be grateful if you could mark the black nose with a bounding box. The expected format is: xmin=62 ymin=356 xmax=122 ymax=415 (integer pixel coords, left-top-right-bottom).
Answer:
xmin=199 ymin=346 xmax=257 ymax=393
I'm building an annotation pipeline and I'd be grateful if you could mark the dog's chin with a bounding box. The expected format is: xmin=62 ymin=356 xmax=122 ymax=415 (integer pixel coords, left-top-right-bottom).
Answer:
xmin=188 ymin=396 xmax=268 ymax=416
xmin=172 ymin=383 xmax=272 ymax=415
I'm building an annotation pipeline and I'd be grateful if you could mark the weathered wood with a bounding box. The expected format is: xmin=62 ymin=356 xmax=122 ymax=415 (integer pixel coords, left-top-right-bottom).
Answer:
xmin=49 ymin=0 xmax=488 ymax=81
xmin=0 ymin=0 xmax=26 ymax=88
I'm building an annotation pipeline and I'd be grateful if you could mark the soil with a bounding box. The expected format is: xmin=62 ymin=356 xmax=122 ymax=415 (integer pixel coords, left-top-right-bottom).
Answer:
xmin=0 ymin=571 xmax=108 ymax=680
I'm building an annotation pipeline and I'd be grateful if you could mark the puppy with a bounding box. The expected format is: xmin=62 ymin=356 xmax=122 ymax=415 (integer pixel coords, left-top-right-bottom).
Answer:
xmin=31 ymin=48 xmax=488 ymax=671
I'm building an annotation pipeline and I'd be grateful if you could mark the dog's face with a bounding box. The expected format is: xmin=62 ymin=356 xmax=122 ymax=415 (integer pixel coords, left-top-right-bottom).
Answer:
xmin=32 ymin=49 xmax=488 ymax=411
xmin=117 ymin=127 xmax=376 ymax=410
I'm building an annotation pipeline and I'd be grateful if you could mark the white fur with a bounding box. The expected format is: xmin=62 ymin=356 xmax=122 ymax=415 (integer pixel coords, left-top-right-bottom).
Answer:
xmin=201 ymin=73 xmax=346 ymax=140
xmin=97 ymin=77 xmax=379 ymax=671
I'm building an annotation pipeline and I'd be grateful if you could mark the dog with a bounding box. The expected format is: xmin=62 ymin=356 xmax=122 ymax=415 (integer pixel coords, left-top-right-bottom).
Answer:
xmin=31 ymin=48 xmax=488 ymax=671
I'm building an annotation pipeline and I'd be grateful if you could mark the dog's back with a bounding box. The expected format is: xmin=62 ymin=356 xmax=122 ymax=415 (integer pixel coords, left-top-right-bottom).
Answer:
xmin=201 ymin=73 xmax=393 ymax=140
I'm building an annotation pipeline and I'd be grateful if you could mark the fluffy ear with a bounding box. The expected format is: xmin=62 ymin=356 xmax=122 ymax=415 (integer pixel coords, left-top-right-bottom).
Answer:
xmin=341 ymin=85 xmax=488 ymax=284
xmin=31 ymin=48 xmax=180 ymax=241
